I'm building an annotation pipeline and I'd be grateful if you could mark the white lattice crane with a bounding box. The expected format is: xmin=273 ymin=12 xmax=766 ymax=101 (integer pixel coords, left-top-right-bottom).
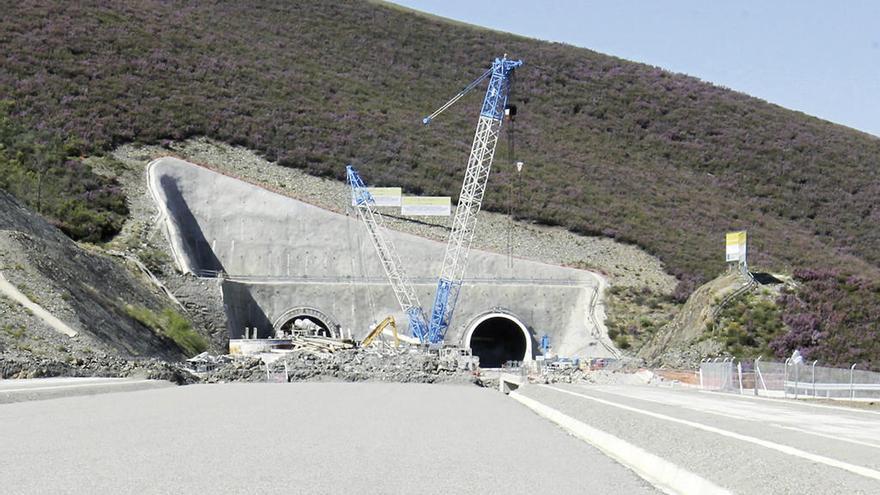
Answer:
xmin=346 ymin=55 xmax=522 ymax=344
xmin=425 ymin=56 xmax=522 ymax=343
xmin=346 ymin=165 xmax=430 ymax=340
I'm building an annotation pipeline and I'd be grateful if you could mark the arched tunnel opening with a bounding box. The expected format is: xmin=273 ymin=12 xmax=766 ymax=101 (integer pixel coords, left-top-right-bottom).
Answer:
xmin=467 ymin=316 xmax=530 ymax=368
xmin=278 ymin=315 xmax=333 ymax=338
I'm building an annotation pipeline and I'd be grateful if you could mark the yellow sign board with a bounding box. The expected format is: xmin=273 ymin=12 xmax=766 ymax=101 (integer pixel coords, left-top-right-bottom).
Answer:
xmin=725 ymin=231 xmax=747 ymax=263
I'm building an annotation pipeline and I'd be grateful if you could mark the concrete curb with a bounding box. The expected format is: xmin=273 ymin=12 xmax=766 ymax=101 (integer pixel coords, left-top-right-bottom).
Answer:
xmin=509 ymin=390 xmax=731 ymax=495
xmin=0 ymin=379 xmax=176 ymax=404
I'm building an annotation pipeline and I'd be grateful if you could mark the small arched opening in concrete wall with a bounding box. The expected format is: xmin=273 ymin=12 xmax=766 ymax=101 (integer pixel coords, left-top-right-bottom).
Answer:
xmin=463 ymin=311 xmax=533 ymax=368
xmin=273 ymin=307 xmax=340 ymax=339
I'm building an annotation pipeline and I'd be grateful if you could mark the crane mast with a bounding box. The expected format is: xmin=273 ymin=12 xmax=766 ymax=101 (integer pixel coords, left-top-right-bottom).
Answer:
xmin=346 ymin=165 xmax=430 ymax=341
xmin=426 ymin=56 xmax=522 ymax=343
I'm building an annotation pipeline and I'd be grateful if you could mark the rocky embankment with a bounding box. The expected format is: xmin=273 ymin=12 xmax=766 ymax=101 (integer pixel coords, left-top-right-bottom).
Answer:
xmin=0 ymin=190 xmax=194 ymax=367
xmin=638 ymin=271 xmax=749 ymax=368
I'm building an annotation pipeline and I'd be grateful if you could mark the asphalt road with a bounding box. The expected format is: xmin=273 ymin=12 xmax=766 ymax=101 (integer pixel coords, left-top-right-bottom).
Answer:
xmin=517 ymin=383 xmax=880 ymax=494
xmin=0 ymin=382 xmax=658 ymax=494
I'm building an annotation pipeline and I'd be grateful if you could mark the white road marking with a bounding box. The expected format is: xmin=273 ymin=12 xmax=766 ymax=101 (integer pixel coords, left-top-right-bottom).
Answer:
xmin=698 ymin=389 xmax=880 ymax=417
xmin=542 ymin=385 xmax=880 ymax=482
xmin=594 ymin=385 xmax=880 ymax=445
xmin=511 ymin=391 xmax=731 ymax=495
xmin=774 ymin=424 xmax=880 ymax=450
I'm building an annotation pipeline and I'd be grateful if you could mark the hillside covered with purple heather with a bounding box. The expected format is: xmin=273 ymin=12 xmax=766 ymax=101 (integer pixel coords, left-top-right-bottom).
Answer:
xmin=1 ymin=0 xmax=878 ymax=367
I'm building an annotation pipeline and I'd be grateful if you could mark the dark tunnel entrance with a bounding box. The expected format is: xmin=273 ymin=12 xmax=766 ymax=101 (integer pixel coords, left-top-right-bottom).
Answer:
xmin=467 ymin=316 xmax=529 ymax=368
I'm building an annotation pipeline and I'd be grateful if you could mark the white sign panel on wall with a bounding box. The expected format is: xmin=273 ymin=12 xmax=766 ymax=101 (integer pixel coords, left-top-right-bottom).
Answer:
xmin=400 ymin=196 xmax=451 ymax=216
xmin=351 ymin=187 xmax=402 ymax=207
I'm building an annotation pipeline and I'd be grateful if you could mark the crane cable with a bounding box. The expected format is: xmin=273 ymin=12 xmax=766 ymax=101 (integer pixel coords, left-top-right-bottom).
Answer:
xmin=506 ymin=70 xmax=518 ymax=269
xmin=422 ymin=67 xmax=493 ymax=125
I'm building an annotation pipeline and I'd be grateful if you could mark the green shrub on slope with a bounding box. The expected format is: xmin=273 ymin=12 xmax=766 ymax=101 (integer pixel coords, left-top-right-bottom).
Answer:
xmin=0 ymin=102 xmax=128 ymax=242
xmin=710 ymin=289 xmax=785 ymax=358
xmin=124 ymin=304 xmax=207 ymax=357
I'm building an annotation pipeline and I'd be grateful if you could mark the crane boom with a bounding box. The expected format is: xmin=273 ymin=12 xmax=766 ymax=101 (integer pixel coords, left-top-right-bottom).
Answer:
xmin=426 ymin=56 xmax=522 ymax=343
xmin=346 ymin=165 xmax=430 ymax=341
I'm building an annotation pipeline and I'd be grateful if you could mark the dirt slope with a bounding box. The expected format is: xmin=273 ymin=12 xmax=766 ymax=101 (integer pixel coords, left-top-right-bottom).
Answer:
xmin=638 ymin=271 xmax=751 ymax=367
xmin=0 ymin=189 xmax=188 ymax=366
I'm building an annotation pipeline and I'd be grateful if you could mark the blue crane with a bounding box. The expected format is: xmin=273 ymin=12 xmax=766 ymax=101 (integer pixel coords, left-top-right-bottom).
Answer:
xmin=346 ymin=165 xmax=430 ymax=341
xmin=346 ymin=55 xmax=521 ymax=344
xmin=425 ymin=56 xmax=522 ymax=343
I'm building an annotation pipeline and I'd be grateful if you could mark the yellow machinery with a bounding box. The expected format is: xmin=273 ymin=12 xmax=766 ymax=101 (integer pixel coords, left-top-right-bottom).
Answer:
xmin=361 ymin=316 xmax=399 ymax=348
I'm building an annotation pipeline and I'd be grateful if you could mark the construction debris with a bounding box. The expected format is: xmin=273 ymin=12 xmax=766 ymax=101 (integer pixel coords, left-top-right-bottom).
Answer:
xmin=1 ymin=351 xmax=198 ymax=384
xmin=284 ymin=335 xmax=355 ymax=356
xmin=202 ymin=342 xmax=482 ymax=385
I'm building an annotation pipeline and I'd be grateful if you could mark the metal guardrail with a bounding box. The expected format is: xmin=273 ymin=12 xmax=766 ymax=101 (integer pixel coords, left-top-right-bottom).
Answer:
xmin=700 ymin=357 xmax=880 ymax=400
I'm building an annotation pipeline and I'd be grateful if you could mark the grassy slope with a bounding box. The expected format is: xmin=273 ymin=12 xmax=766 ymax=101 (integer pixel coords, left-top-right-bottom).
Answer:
xmin=2 ymin=0 xmax=880 ymax=290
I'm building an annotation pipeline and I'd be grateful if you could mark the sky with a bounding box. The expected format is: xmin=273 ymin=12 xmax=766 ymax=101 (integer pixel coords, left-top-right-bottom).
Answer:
xmin=389 ymin=0 xmax=880 ymax=137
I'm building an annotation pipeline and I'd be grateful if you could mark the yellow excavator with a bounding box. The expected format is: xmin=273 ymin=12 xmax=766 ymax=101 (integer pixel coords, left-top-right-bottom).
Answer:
xmin=361 ymin=316 xmax=399 ymax=348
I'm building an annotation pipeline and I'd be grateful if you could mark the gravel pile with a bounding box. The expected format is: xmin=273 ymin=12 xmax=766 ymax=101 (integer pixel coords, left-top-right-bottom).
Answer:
xmin=205 ymin=348 xmax=481 ymax=385
xmin=113 ymin=138 xmax=675 ymax=292
xmin=644 ymin=339 xmax=724 ymax=370
xmin=538 ymin=368 xmax=662 ymax=386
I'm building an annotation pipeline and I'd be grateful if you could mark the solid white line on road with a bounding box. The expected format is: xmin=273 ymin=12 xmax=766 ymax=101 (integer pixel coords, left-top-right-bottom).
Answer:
xmin=595 ymin=387 xmax=880 ymax=449
xmin=774 ymin=424 xmax=880 ymax=450
xmin=542 ymin=385 xmax=880 ymax=482
xmin=698 ymin=389 xmax=880 ymax=417
xmin=510 ymin=391 xmax=731 ymax=495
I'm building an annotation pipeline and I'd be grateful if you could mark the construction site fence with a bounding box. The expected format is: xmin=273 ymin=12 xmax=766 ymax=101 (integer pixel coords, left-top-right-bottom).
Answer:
xmin=700 ymin=358 xmax=880 ymax=401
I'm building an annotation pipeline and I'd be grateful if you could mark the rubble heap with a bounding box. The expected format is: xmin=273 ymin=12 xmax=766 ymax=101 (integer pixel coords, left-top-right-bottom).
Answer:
xmin=204 ymin=345 xmax=481 ymax=385
xmin=0 ymin=352 xmax=197 ymax=384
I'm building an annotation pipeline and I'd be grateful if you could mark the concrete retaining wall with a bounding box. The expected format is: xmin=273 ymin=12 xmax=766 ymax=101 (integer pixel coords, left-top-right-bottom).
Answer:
xmin=149 ymin=157 xmax=615 ymax=358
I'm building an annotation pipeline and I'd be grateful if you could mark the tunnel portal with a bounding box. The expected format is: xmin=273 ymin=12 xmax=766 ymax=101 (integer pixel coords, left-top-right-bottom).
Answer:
xmin=279 ymin=315 xmax=332 ymax=337
xmin=465 ymin=313 xmax=531 ymax=368
xmin=273 ymin=307 xmax=339 ymax=339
